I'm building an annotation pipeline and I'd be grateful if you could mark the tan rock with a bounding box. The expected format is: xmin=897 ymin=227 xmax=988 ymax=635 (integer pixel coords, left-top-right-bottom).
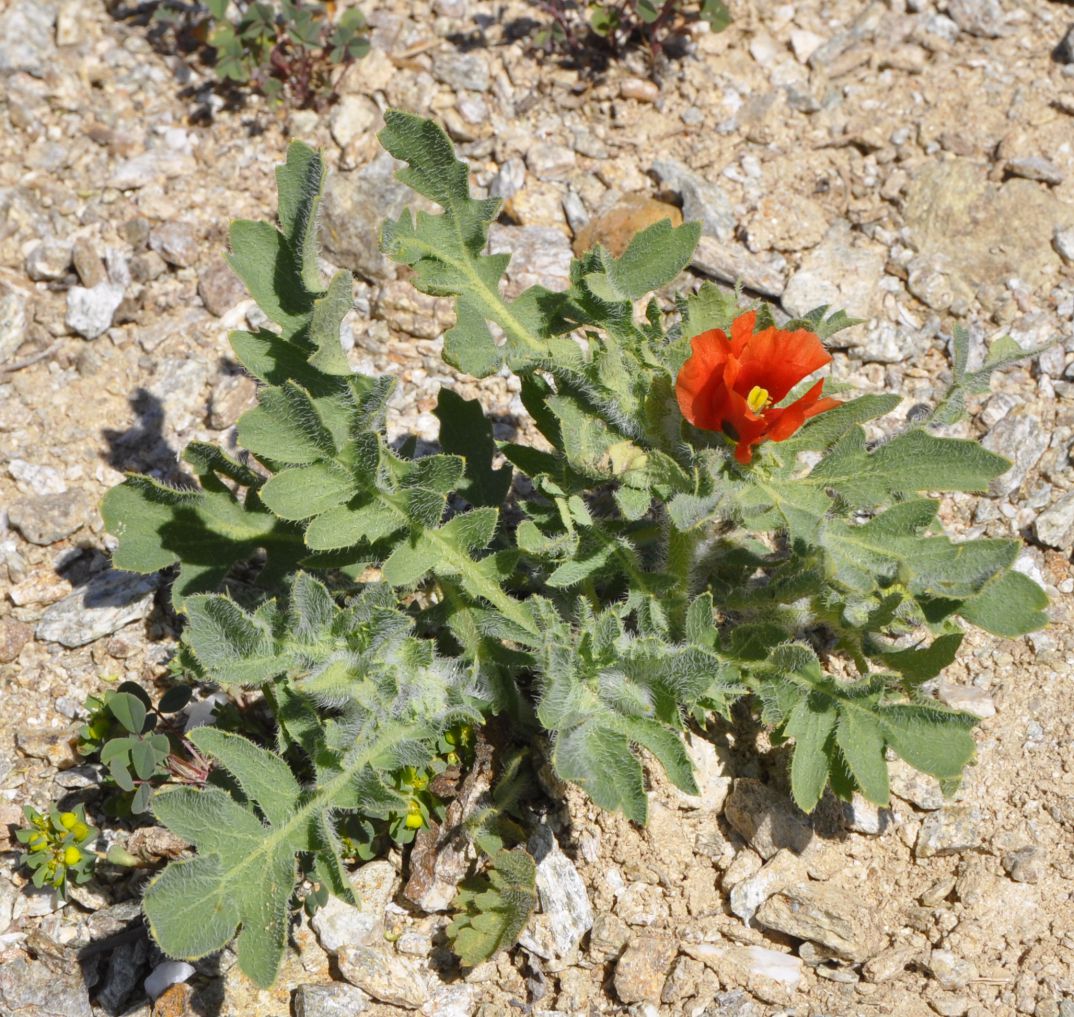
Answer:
xmin=745 ymin=194 xmax=828 ymax=253
xmin=902 ymin=159 xmax=1074 ymax=312
xmin=613 ymin=933 xmax=678 ymax=1004
xmin=572 ymin=194 xmax=683 ymax=258
xmin=684 ymin=940 xmax=803 ymax=1005
xmin=337 ymin=945 xmax=429 ymax=1008
xmin=754 ymin=881 xmax=885 ymax=962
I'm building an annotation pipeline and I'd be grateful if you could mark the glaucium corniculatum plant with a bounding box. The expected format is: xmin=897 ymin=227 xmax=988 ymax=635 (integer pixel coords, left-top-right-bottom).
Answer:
xmin=99 ymin=112 xmax=1049 ymax=986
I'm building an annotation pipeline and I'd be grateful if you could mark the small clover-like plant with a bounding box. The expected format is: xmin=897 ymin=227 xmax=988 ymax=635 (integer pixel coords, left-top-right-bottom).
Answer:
xmin=79 ymin=681 xmax=195 ymax=814
xmin=148 ymin=0 xmax=370 ymax=108
xmin=98 ymin=114 xmax=1049 ymax=987
xmin=537 ymin=0 xmax=731 ymax=61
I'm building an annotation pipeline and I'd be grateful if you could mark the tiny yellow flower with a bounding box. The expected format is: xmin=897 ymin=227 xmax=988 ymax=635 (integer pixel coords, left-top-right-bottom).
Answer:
xmin=58 ymin=812 xmax=79 ymax=831
xmin=63 ymin=846 xmax=82 ymax=866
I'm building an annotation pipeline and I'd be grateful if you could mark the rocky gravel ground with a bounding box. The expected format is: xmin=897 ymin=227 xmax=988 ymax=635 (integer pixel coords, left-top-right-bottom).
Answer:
xmin=1 ymin=0 xmax=1074 ymax=1015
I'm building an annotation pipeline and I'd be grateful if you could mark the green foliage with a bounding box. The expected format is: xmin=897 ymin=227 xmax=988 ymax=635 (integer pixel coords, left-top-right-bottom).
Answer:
xmin=535 ymin=1 xmax=732 ymax=58
xmin=148 ymin=1 xmax=369 ymax=108
xmin=447 ymin=846 xmax=538 ymax=967
xmin=99 ymin=115 xmax=1048 ymax=986
xmin=78 ymin=680 xmax=191 ymax=815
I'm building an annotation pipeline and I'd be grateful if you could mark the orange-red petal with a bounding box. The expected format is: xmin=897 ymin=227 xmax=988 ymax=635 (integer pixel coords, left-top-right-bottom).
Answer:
xmin=676 ymin=328 xmax=731 ymax=430
xmin=734 ymin=327 xmax=833 ymax=403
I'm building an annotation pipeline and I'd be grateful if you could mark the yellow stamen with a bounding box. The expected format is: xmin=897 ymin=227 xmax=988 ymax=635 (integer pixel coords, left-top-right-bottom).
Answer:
xmin=746 ymin=385 xmax=770 ymax=413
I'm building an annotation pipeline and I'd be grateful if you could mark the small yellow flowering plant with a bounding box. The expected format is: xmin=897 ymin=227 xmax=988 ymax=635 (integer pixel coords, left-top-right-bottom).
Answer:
xmin=16 ymin=805 xmax=98 ymax=895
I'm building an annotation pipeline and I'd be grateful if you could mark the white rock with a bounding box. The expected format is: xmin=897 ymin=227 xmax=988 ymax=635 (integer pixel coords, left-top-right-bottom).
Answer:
xmin=8 ymin=459 xmax=66 ymax=495
xmin=789 ymin=29 xmax=825 ymax=63
xmin=782 ymin=222 xmax=886 ymax=320
xmin=518 ymin=825 xmax=593 ymax=961
xmin=422 ymin=984 xmax=475 ymax=1017
xmin=0 ymin=275 xmax=30 ymax=364
xmin=25 ymin=241 xmax=72 ymax=281
xmin=330 ymin=95 xmax=380 ymax=149
xmin=729 ymin=849 xmax=807 ymax=924
xmin=1054 ymin=226 xmax=1074 ymax=263
xmin=35 ymin=569 xmax=160 ymax=647
xmin=934 ymin=680 xmax=995 ymax=719
xmin=311 ymin=860 xmax=397 ymax=955
xmin=144 ymin=961 xmax=195 ymax=1001
xmin=1036 ymin=490 xmax=1074 ymax=550
xmin=66 ymin=282 xmax=124 ymax=340
xmin=675 ymin=733 xmax=733 ymax=812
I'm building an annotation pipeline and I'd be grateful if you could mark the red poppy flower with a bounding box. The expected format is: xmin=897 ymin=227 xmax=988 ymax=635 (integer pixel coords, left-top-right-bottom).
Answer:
xmin=676 ymin=310 xmax=840 ymax=464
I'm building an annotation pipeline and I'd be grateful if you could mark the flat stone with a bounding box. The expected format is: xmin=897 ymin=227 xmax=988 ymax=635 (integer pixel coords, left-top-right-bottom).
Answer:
xmin=0 ymin=1 xmax=57 ymax=76
xmin=842 ymin=795 xmax=893 ymax=835
xmin=927 ymin=949 xmax=978 ymax=990
xmin=888 ymin=759 xmax=944 ymax=810
xmin=488 ymin=224 xmax=572 ymax=298
xmin=1007 ymin=156 xmax=1064 ymax=186
xmin=589 ymin=912 xmax=631 ymax=962
xmin=321 ymin=152 xmax=416 ymax=281
xmin=0 ymin=954 xmax=92 ymax=1017
xmin=16 ymin=728 xmax=79 ymax=769
xmin=782 ymin=221 xmax=885 ymax=319
xmin=293 ymin=982 xmax=370 ymax=1017
xmin=35 ymin=569 xmax=160 ymax=648
xmin=572 ymin=193 xmax=684 ymax=258
xmin=863 ymin=944 xmax=920 ymax=984
xmin=25 ymin=241 xmax=72 ymax=281
xmin=150 ymin=222 xmax=198 ymax=268
xmin=614 ymin=934 xmax=678 ymax=1005
xmin=946 ymin=0 xmax=1008 ymax=38
xmin=675 ymin=733 xmax=733 ymax=812
xmin=1055 ymin=226 xmax=1074 ymax=263
xmin=330 ymin=94 xmax=381 ymax=149
xmin=336 ymin=945 xmax=429 ymax=1008
xmin=684 ymin=942 xmax=802 ymax=1006
xmin=525 ymin=142 xmax=576 ymax=182
xmin=431 ymin=50 xmax=489 ymax=92
xmin=729 ymin=849 xmax=808 ymax=923
xmin=983 ymin=408 xmax=1047 ymax=496
xmin=934 ymin=681 xmax=995 ymax=719
xmin=109 ymin=150 xmax=196 ymax=191
xmin=517 ymin=824 xmax=593 ymax=961
xmin=8 ymin=490 xmax=85 ymax=545
xmin=692 ymin=235 xmax=786 ymax=299
xmin=1035 ymin=490 xmax=1074 ymax=550
xmin=723 ymin=779 xmax=814 ymax=859
xmin=72 ymin=237 xmax=107 ymax=288
xmin=754 ymin=881 xmax=885 ymax=962
xmin=915 ymin=805 xmax=981 ymax=857
xmin=310 ymin=860 xmax=397 ymax=954
xmin=651 ymin=159 xmax=735 ymax=243
xmin=902 ymin=160 xmax=1074 ymax=311
xmin=198 ymin=259 xmax=247 ymax=317
xmin=1002 ymin=845 xmax=1046 ymax=884
xmin=0 ymin=619 xmax=33 ymax=663
xmin=745 ymin=193 xmax=828 ymax=254
xmin=0 ymin=272 xmax=33 ymax=363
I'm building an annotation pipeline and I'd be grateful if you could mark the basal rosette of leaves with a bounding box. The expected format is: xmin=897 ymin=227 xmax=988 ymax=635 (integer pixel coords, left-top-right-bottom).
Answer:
xmin=100 ymin=112 xmax=1049 ymax=987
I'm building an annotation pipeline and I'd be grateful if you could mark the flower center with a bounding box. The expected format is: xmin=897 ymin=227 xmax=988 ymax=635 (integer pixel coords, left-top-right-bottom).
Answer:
xmin=746 ymin=385 xmax=770 ymax=413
